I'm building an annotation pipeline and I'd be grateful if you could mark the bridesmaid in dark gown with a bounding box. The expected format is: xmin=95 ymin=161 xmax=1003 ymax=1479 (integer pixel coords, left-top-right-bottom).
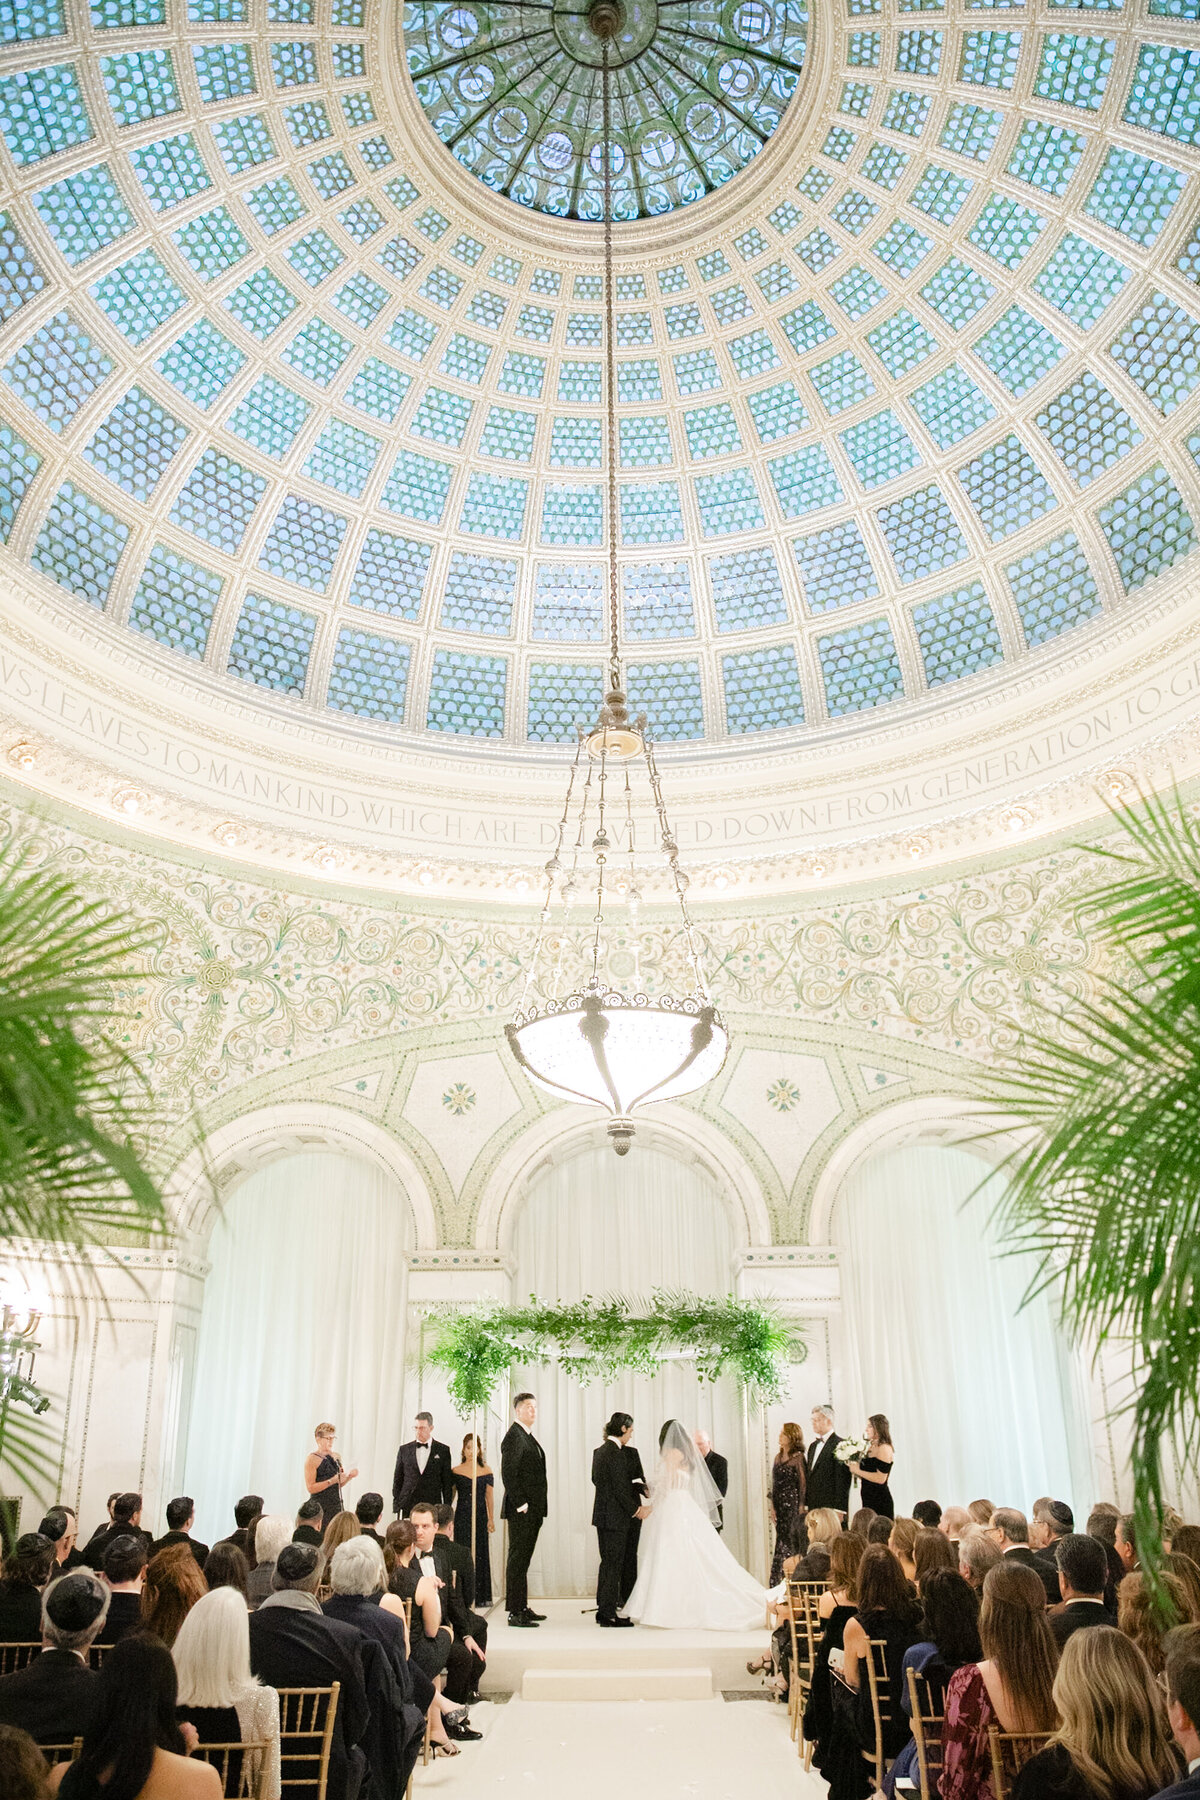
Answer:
xmin=304 ymin=1422 xmax=357 ymax=1531
xmin=451 ymin=1435 xmax=494 ymax=1607
xmin=849 ymin=1413 xmax=895 ymax=1521
xmin=770 ymin=1421 xmax=808 ymax=1585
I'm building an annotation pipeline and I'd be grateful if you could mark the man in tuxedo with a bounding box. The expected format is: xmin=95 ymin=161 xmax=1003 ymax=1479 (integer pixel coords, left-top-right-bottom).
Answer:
xmin=501 ymin=1391 xmax=547 ymax=1627
xmin=805 ymin=1404 xmax=852 ymax=1516
xmin=95 ymin=1535 xmax=148 ymax=1644
xmin=436 ymin=1504 xmax=486 ymax=1620
xmin=989 ymin=1508 xmax=1041 ymax=1571
xmin=214 ymin=1493 xmax=263 ymax=1565
xmin=392 ymin=1412 xmax=453 ymax=1517
xmin=1031 ymin=1499 xmax=1074 ymax=1603
xmin=249 ymin=1543 xmax=371 ymax=1800
xmin=1049 ymin=1534 xmax=1116 ymax=1647
xmin=694 ymin=1430 xmax=728 ymax=1531
xmin=81 ymin=1491 xmax=153 ymax=1569
xmin=356 ymin=1492 xmax=387 ymax=1548
xmin=293 ymin=1498 xmax=324 ymax=1545
xmin=592 ymin=1413 xmax=649 ymax=1626
xmin=410 ymin=1504 xmax=486 ymax=1708
xmin=0 ymin=1570 xmax=108 ymax=1744
xmin=1157 ymin=1625 xmax=1200 ymax=1800
xmin=152 ymin=1494 xmax=209 ymax=1569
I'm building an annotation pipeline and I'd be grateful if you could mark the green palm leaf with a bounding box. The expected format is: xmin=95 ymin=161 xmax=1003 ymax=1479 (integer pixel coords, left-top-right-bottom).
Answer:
xmin=982 ymin=789 xmax=1200 ymax=1595
xmin=0 ymin=847 xmax=173 ymax=1503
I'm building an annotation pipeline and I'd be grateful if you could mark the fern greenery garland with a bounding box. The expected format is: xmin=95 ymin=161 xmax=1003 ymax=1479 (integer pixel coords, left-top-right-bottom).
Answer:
xmin=421 ymin=1290 xmax=805 ymax=1412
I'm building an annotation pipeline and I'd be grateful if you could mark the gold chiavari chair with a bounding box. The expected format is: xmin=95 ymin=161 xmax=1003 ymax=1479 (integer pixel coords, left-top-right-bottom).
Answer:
xmin=189 ymin=1740 xmax=271 ymax=1799
xmin=790 ymin=1581 xmax=825 ymax=1760
xmin=988 ymin=1727 xmax=1054 ymax=1800
xmin=907 ymin=1665 xmax=948 ymax=1800
xmin=40 ymin=1739 xmax=84 ymax=1766
xmin=277 ymin=1683 xmax=340 ymax=1800
xmin=861 ymin=1638 xmax=895 ymax=1791
xmin=0 ymin=1641 xmax=41 ymax=1677
xmin=87 ymin=1641 xmax=113 ymax=1670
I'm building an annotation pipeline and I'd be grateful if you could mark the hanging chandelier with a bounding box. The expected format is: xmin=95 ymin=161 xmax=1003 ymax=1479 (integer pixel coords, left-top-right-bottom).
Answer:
xmin=505 ymin=9 xmax=729 ymax=1155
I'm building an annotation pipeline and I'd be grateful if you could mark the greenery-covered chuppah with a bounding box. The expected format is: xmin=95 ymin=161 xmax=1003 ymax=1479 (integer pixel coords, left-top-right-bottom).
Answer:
xmin=421 ymin=1290 xmax=806 ymax=1412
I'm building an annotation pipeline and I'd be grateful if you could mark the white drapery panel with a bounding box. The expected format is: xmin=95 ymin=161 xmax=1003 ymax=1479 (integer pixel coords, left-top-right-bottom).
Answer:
xmin=834 ymin=1143 xmax=1094 ymax=1519
xmin=510 ymin=1141 xmax=750 ymax=1598
xmin=184 ymin=1152 xmax=412 ymax=1543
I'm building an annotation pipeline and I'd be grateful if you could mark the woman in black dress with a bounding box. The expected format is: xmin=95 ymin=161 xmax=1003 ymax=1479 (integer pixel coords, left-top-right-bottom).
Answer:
xmin=451 ymin=1435 xmax=494 ymax=1607
xmin=849 ymin=1413 xmax=895 ymax=1520
xmin=304 ymin=1422 xmax=357 ymax=1532
xmin=770 ymin=1421 xmax=808 ymax=1585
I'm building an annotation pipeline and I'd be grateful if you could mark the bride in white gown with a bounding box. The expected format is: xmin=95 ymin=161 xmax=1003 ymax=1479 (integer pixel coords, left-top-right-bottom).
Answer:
xmin=625 ymin=1418 xmax=768 ymax=1630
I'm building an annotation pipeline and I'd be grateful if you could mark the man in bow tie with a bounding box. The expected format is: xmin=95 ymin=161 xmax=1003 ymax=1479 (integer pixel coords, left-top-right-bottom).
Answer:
xmin=392 ymin=1412 xmax=453 ymax=1518
xmin=501 ymin=1392 xmax=548 ymax=1628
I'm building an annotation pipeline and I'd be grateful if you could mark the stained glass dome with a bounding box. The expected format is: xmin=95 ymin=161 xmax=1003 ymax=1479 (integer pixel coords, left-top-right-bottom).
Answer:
xmin=0 ymin=0 xmax=1198 ymax=758
xmin=403 ymin=0 xmax=809 ymax=220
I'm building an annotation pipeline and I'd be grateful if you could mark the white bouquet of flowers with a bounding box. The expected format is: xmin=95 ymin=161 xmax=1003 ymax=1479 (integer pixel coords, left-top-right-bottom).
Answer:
xmin=834 ymin=1435 xmax=868 ymax=1465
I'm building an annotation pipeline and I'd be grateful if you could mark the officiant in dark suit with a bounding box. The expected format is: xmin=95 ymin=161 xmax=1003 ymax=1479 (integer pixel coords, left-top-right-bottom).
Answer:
xmin=392 ymin=1412 xmax=453 ymax=1517
xmin=694 ymin=1430 xmax=728 ymax=1530
xmin=592 ymin=1413 xmax=649 ymax=1626
xmin=805 ymin=1403 xmax=852 ymax=1516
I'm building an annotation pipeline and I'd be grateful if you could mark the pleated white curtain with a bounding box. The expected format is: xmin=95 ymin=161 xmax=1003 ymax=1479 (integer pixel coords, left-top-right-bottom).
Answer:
xmin=184 ymin=1151 xmax=413 ymax=1544
xmin=510 ymin=1141 xmax=749 ymax=1598
xmin=833 ymin=1143 xmax=1094 ymax=1518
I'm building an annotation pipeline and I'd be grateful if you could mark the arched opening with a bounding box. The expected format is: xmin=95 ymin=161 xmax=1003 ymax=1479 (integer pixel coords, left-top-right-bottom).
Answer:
xmin=509 ymin=1134 xmax=750 ymax=1597
xmin=183 ymin=1149 xmax=415 ymax=1538
xmin=832 ymin=1142 xmax=1093 ymax=1514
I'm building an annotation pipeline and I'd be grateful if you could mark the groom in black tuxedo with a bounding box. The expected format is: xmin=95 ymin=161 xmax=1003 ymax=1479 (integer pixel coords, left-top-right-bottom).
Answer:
xmin=591 ymin=1412 xmax=649 ymax=1626
xmin=805 ymin=1403 xmax=852 ymax=1517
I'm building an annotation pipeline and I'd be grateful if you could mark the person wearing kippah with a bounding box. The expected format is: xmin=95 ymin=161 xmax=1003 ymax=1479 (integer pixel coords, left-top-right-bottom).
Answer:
xmin=0 ymin=1571 xmax=109 ymax=1744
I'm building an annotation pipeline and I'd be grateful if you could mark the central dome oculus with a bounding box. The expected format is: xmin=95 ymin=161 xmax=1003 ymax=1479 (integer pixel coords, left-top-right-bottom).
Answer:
xmin=403 ymin=0 xmax=809 ymax=220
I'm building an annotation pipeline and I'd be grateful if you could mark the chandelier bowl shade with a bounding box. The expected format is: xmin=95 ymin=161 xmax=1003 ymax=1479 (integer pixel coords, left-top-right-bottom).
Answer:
xmin=506 ymin=989 xmax=729 ymax=1152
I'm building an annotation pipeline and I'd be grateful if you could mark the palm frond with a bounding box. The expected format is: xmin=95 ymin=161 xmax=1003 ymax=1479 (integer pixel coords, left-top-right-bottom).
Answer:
xmin=981 ymin=786 xmax=1200 ymax=1608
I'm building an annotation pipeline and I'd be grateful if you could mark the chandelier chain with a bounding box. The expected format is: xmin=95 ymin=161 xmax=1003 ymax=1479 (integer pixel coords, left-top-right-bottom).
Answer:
xmin=646 ymin=736 xmax=709 ymax=1001
xmin=518 ymin=731 xmax=582 ymax=1014
xmin=601 ymin=40 xmax=621 ymax=695
xmin=590 ymin=738 xmax=609 ymax=988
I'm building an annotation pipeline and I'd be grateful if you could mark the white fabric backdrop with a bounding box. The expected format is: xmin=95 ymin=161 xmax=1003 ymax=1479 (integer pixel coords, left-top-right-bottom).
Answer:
xmin=511 ymin=1142 xmax=750 ymax=1598
xmin=184 ymin=1152 xmax=412 ymax=1544
xmin=834 ymin=1143 xmax=1094 ymax=1517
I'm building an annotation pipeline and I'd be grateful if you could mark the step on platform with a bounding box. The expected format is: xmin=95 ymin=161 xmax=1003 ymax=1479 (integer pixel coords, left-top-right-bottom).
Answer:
xmin=522 ymin=1665 xmax=714 ymax=1701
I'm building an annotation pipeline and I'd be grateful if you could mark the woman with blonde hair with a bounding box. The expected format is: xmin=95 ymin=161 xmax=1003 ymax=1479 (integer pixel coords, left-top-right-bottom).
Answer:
xmin=141 ymin=1541 xmax=208 ymax=1648
xmin=1163 ymin=1552 xmax=1200 ymax=1627
xmin=890 ymin=1517 xmax=919 ymax=1582
xmin=968 ymin=1499 xmax=997 ymax=1527
xmin=770 ymin=1421 xmax=807 ymax=1585
xmin=941 ymin=1560 xmax=1059 ymax=1800
xmin=304 ymin=1423 xmax=357 ymax=1534
xmin=1011 ymin=1626 xmax=1178 ymax=1800
xmin=1118 ymin=1570 xmax=1191 ymax=1676
xmin=174 ymin=1586 xmax=281 ymax=1800
xmin=321 ymin=1511 xmax=361 ymax=1562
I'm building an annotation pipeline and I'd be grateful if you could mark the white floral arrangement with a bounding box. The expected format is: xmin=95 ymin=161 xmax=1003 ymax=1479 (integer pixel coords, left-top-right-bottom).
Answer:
xmin=834 ymin=1435 xmax=868 ymax=1465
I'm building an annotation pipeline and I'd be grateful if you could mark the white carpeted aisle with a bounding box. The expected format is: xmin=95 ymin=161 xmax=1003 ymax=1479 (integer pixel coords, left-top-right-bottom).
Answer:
xmin=412 ymin=1695 xmax=823 ymax=1798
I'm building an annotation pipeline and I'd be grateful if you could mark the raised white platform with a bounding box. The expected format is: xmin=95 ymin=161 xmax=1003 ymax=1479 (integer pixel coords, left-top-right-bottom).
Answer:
xmin=523 ymin=1664 xmax=713 ymax=1701
xmin=481 ymin=1596 xmax=771 ymax=1698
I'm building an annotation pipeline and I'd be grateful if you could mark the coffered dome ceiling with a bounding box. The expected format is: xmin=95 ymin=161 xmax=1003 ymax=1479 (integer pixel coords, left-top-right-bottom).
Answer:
xmin=0 ymin=0 xmax=1199 ymax=764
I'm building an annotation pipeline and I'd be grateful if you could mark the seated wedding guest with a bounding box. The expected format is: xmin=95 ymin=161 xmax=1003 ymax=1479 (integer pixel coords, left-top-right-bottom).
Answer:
xmin=292 ymin=1500 xmax=323 ymax=1548
xmin=802 ymin=1508 xmax=843 ymax=1571
xmin=801 ymin=1531 xmax=866 ymax=1783
xmin=944 ymin=1508 xmax=973 ymax=1544
xmin=387 ymin=1519 xmax=475 ymax=1751
xmin=173 ymin=1586 xmax=280 ymax=1800
xmin=247 ymin=1544 xmax=370 ymax=1800
xmin=49 ymin=1632 xmax=220 ymax=1799
xmin=95 ymin=1535 xmax=147 ymax=1644
xmin=1011 ymin=1626 xmax=1178 ymax=1800
xmin=0 ymin=1723 xmax=51 ymax=1800
xmin=214 ymin=1496 xmax=263 ymax=1572
xmin=408 ymin=1505 xmax=485 ymax=1705
xmin=37 ymin=1511 xmax=81 ymax=1575
xmin=969 ymin=1500 xmax=998 ymax=1527
xmin=322 ymin=1538 xmax=437 ymax=1768
xmin=153 ymin=1498 xmax=209 ymax=1571
xmin=141 ymin=1542 xmax=208 ymax=1648
xmin=321 ymin=1513 xmax=361 ymax=1563
xmin=868 ymin=1518 xmax=894 ymax=1545
xmin=915 ymin=1528 xmax=958 ymax=1585
xmin=891 ymin=1518 xmax=920 ymax=1583
xmin=1033 ymin=1504 xmax=1075 ymax=1604
xmin=436 ymin=1506 xmax=479 ymax=1612
xmin=81 ymin=1494 xmax=151 ymax=1572
xmin=960 ymin=1527 xmax=1003 ymax=1593
xmin=991 ymin=1509 xmax=1041 ymax=1572
xmin=884 ymin=1568 xmax=982 ymax=1798
xmin=850 ymin=1508 xmax=878 ymax=1539
xmin=1118 ymin=1516 xmax=1141 ymax=1575
xmin=1120 ymin=1573 xmax=1192 ymax=1677
xmin=1050 ymin=1535 xmax=1116 ymax=1646
xmin=914 ymin=1501 xmax=943 ymax=1531
xmin=247 ymin=1518 xmax=292 ymax=1607
xmin=200 ymin=1543 xmax=249 ymax=1603
xmin=1166 ymin=1554 xmax=1200 ymax=1628
xmin=80 ymin=1499 xmax=119 ymax=1562
xmin=355 ymin=1495 xmax=386 ymax=1549
xmin=840 ymin=1546 xmax=923 ymax=1791
xmin=941 ymin=1561 xmax=1059 ymax=1800
xmin=1086 ymin=1508 xmax=1125 ymax=1608
xmin=1155 ymin=1623 xmax=1200 ymax=1800
xmin=0 ymin=1536 xmax=55 ymax=1642
xmin=0 ymin=1572 xmax=109 ymax=1744
xmin=1170 ymin=1527 xmax=1200 ymax=1570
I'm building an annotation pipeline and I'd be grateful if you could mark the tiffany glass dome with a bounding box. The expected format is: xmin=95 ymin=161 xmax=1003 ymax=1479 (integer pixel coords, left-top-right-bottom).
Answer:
xmin=0 ymin=0 xmax=1198 ymax=758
